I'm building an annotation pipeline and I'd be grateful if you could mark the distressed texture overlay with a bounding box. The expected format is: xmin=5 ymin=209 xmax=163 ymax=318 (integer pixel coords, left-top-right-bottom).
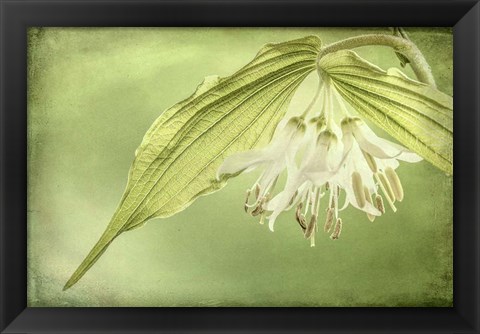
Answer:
xmin=28 ymin=28 xmax=452 ymax=307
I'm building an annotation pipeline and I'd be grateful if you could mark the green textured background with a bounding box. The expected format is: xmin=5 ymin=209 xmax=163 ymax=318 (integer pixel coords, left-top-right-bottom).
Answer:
xmin=27 ymin=28 xmax=453 ymax=307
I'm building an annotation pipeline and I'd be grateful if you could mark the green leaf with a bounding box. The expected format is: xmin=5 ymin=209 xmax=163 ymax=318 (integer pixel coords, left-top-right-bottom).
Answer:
xmin=318 ymin=50 xmax=453 ymax=175
xmin=64 ymin=36 xmax=321 ymax=289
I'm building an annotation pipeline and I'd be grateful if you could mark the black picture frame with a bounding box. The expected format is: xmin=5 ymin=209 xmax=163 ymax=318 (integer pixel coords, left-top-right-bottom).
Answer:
xmin=1 ymin=0 xmax=479 ymax=333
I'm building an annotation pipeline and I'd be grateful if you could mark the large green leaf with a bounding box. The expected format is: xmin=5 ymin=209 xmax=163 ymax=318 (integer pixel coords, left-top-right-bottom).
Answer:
xmin=64 ymin=36 xmax=321 ymax=289
xmin=318 ymin=50 xmax=453 ymax=175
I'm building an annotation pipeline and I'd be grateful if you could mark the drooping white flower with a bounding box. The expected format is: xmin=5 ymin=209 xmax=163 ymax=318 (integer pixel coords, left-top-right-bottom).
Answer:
xmin=266 ymin=127 xmax=346 ymax=246
xmin=339 ymin=116 xmax=422 ymax=217
xmin=217 ymin=73 xmax=423 ymax=246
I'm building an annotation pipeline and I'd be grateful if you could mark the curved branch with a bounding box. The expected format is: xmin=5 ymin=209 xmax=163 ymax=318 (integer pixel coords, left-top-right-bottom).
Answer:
xmin=317 ymin=34 xmax=436 ymax=88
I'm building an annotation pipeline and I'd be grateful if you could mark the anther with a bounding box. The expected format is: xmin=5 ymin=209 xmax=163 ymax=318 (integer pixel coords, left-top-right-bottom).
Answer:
xmin=352 ymin=172 xmax=366 ymax=208
xmin=295 ymin=203 xmax=307 ymax=231
xmin=330 ymin=218 xmax=343 ymax=240
xmin=255 ymin=184 xmax=261 ymax=199
xmin=385 ymin=167 xmax=404 ymax=201
xmin=244 ymin=190 xmax=251 ymax=213
xmin=304 ymin=214 xmax=317 ymax=239
xmin=363 ymin=186 xmax=375 ymax=222
xmin=375 ymin=194 xmax=385 ymax=214
xmin=324 ymin=207 xmax=334 ymax=232
xmin=289 ymin=190 xmax=298 ymax=206
xmin=330 ymin=196 xmax=336 ymax=209
xmin=251 ymin=198 xmax=265 ymax=216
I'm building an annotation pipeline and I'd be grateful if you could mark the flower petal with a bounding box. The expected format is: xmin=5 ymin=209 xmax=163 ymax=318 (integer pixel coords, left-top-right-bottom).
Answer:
xmin=216 ymin=149 xmax=268 ymax=179
xmin=342 ymin=184 xmax=381 ymax=216
xmin=354 ymin=122 xmax=411 ymax=159
xmin=266 ymin=173 xmax=306 ymax=231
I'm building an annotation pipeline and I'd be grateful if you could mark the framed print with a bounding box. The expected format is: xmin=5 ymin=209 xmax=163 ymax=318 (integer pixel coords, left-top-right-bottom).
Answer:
xmin=1 ymin=0 xmax=479 ymax=333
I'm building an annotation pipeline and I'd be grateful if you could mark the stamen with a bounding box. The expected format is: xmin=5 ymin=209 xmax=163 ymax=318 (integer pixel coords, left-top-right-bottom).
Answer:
xmin=352 ymin=172 xmax=366 ymax=208
xmin=324 ymin=207 xmax=334 ymax=232
xmin=362 ymin=151 xmax=378 ymax=173
xmin=330 ymin=218 xmax=343 ymax=240
xmin=259 ymin=212 xmax=265 ymax=225
xmin=255 ymin=184 xmax=261 ymax=199
xmin=289 ymin=190 xmax=299 ymax=206
xmin=375 ymin=194 xmax=385 ymax=214
xmin=295 ymin=203 xmax=307 ymax=231
xmin=385 ymin=167 xmax=404 ymax=201
xmin=244 ymin=190 xmax=251 ymax=213
xmin=304 ymin=214 xmax=317 ymax=239
xmin=251 ymin=198 xmax=265 ymax=216
xmin=378 ymin=172 xmax=395 ymax=202
xmin=364 ymin=186 xmax=375 ymax=222
xmin=304 ymin=188 xmax=312 ymax=214
xmin=311 ymin=187 xmax=321 ymax=215
xmin=374 ymin=173 xmax=397 ymax=212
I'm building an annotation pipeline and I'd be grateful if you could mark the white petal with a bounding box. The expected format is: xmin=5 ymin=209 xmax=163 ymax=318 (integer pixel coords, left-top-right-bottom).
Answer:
xmin=374 ymin=139 xmax=423 ymax=162
xmin=343 ymin=184 xmax=381 ymax=216
xmin=267 ymin=173 xmax=306 ymax=231
xmin=306 ymin=131 xmax=343 ymax=171
xmin=257 ymin=162 xmax=284 ymax=198
xmin=354 ymin=122 xmax=407 ymax=159
xmin=338 ymin=143 xmax=375 ymax=187
xmin=381 ymin=157 xmax=400 ymax=170
xmin=217 ymin=115 xmax=306 ymax=180
xmin=300 ymin=124 xmax=319 ymax=160
xmin=396 ymin=150 xmax=423 ymax=163
xmin=216 ymin=150 xmax=268 ymax=179
xmin=334 ymin=145 xmax=379 ymax=216
xmin=342 ymin=132 xmax=355 ymax=157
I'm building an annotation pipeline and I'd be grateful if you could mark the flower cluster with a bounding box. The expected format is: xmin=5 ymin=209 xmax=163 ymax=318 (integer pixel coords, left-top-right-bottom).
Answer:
xmin=217 ymin=77 xmax=422 ymax=246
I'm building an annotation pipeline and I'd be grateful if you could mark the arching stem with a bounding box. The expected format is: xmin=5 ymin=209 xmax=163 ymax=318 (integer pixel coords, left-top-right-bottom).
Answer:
xmin=317 ymin=34 xmax=436 ymax=88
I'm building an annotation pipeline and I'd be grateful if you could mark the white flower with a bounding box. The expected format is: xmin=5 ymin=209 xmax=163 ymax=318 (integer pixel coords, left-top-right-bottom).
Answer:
xmin=217 ymin=77 xmax=423 ymax=246
xmin=266 ymin=128 xmax=345 ymax=246
xmin=217 ymin=116 xmax=307 ymax=220
xmin=267 ymin=129 xmax=341 ymax=225
xmin=339 ymin=116 xmax=422 ymax=216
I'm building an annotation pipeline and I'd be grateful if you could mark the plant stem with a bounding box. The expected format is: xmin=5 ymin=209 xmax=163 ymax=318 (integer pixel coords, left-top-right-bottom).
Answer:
xmin=317 ymin=34 xmax=436 ymax=88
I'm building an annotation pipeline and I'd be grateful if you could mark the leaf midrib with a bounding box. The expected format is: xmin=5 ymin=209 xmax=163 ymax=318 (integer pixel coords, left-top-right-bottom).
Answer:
xmin=141 ymin=73 xmax=309 ymax=224
xmin=336 ymin=80 xmax=452 ymax=135
xmin=118 ymin=64 xmax=315 ymax=227
xmin=333 ymin=82 xmax=452 ymax=168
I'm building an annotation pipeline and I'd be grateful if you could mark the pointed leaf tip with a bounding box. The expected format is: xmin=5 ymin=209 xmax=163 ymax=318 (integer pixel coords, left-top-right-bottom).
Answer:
xmin=66 ymin=36 xmax=322 ymax=287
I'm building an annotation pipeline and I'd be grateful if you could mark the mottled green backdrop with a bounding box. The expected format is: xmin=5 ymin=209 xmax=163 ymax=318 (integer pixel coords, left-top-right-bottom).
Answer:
xmin=27 ymin=28 xmax=452 ymax=307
